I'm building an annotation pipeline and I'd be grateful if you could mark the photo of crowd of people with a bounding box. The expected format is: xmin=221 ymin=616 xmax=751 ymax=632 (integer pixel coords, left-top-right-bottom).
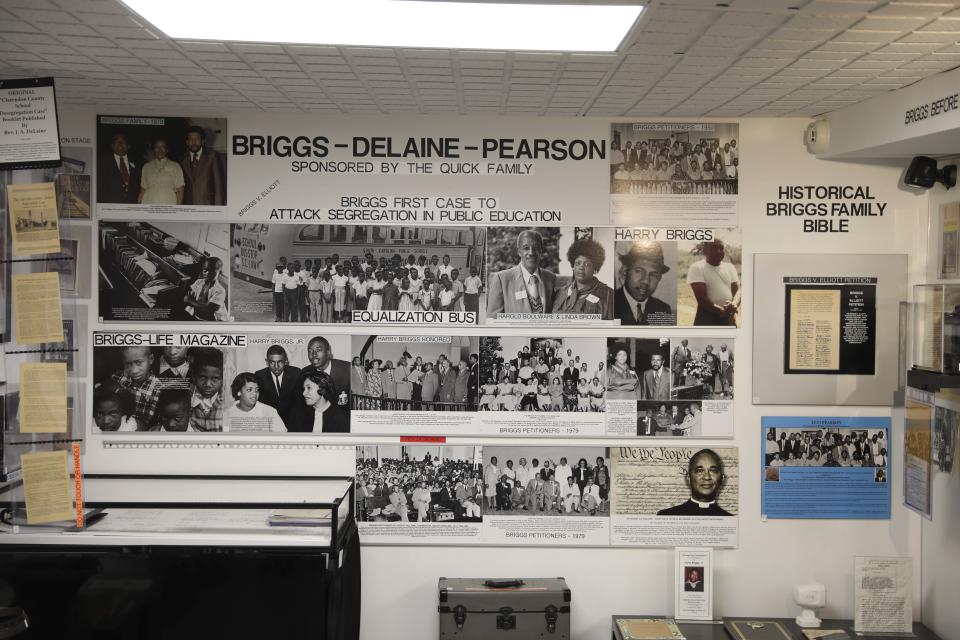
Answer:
xmin=479 ymin=336 xmax=606 ymax=412
xmin=92 ymin=333 xmax=352 ymax=434
xmin=350 ymin=336 xmax=478 ymax=411
xmin=670 ymin=338 xmax=733 ymax=400
xmin=97 ymin=116 xmax=227 ymax=207
xmin=229 ymin=225 xmax=486 ymax=324
xmin=764 ymin=427 xmax=888 ymax=469
xmin=609 ymin=123 xmax=739 ymax=195
xmin=480 ymin=447 xmax=611 ymax=517
xmin=612 ymin=233 xmax=741 ymax=328
xmin=355 ymin=445 xmax=483 ymax=523
xmin=485 ymin=226 xmax=615 ymax=320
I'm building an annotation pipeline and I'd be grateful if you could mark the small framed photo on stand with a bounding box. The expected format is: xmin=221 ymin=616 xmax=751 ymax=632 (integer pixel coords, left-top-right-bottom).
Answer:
xmin=675 ymin=547 xmax=713 ymax=622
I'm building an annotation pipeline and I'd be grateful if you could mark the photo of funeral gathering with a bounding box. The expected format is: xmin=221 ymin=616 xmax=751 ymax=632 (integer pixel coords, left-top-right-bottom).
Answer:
xmin=349 ymin=336 xmax=479 ymax=411
xmin=480 ymin=446 xmax=611 ymax=517
xmin=355 ymin=445 xmax=484 ymax=523
xmin=478 ymin=336 xmax=606 ymax=412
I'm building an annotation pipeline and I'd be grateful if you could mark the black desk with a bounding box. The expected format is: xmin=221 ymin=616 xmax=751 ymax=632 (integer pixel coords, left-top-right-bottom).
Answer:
xmin=613 ymin=617 xmax=943 ymax=640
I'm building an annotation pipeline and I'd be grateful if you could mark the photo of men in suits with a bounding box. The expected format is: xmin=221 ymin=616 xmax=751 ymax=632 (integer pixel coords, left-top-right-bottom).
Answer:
xmin=96 ymin=115 xmax=227 ymax=208
xmin=486 ymin=229 xmax=558 ymax=317
xmin=254 ymin=344 xmax=303 ymax=430
xmin=98 ymin=132 xmax=141 ymax=204
xmin=642 ymin=353 xmax=670 ymax=400
xmin=614 ymin=240 xmax=677 ymax=326
xmin=180 ymin=125 xmax=226 ymax=206
xmin=301 ymin=335 xmax=351 ymax=409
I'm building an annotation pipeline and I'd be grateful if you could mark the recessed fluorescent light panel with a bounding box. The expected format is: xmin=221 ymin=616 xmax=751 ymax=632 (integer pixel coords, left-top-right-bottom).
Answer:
xmin=122 ymin=0 xmax=644 ymax=52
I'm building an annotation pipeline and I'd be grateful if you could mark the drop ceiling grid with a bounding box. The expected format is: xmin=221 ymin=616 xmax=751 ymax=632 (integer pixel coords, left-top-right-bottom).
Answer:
xmin=0 ymin=0 xmax=957 ymax=117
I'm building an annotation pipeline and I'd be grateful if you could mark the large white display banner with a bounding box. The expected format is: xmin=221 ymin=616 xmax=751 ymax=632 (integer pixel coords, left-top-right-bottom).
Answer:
xmin=96 ymin=114 xmax=612 ymax=226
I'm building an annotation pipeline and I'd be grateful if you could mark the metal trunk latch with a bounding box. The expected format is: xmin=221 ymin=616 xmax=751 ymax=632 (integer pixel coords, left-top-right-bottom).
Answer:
xmin=453 ymin=605 xmax=467 ymax=630
xmin=545 ymin=605 xmax=559 ymax=633
xmin=497 ymin=607 xmax=516 ymax=630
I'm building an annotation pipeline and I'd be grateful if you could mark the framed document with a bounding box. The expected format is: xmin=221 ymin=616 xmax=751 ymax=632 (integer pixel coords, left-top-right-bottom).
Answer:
xmin=675 ymin=547 xmax=713 ymax=621
xmin=0 ymin=77 xmax=61 ymax=170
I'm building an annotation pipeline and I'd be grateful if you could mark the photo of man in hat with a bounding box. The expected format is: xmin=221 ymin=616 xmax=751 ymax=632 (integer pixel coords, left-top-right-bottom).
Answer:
xmin=613 ymin=240 xmax=676 ymax=325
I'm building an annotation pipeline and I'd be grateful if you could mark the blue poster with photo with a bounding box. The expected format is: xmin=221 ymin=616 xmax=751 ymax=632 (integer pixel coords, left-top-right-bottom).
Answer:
xmin=761 ymin=416 xmax=891 ymax=519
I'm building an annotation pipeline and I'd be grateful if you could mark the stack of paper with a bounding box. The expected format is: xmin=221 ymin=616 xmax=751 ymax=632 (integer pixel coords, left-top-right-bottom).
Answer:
xmin=268 ymin=509 xmax=332 ymax=527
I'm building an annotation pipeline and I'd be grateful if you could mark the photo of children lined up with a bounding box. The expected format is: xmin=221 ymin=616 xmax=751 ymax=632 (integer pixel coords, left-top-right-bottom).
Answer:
xmin=478 ymin=336 xmax=607 ymax=412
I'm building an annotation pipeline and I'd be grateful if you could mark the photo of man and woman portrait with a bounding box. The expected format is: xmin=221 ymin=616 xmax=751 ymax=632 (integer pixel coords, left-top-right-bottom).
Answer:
xmin=96 ymin=115 xmax=227 ymax=208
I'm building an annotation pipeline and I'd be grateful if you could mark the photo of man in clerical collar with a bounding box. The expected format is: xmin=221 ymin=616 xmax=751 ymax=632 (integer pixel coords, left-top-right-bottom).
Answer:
xmin=658 ymin=448 xmax=732 ymax=516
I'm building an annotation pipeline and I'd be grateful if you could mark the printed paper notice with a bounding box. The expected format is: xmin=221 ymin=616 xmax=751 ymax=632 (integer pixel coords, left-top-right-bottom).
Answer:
xmin=854 ymin=556 xmax=912 ymax=635
xmin=21 ymin=450 xmax=74 ymax=524
xmin=19 ymin=362 xmax=67 ymax=433
xmin=7 ymin=182 xmax=60 ymax=256
xmin=784 ymin=277 xmax=877 ymax=375
xmin=13 ymin=272 xmax=63 ymax=344
xmin=788 ymin=288 xmax=840 ymax=370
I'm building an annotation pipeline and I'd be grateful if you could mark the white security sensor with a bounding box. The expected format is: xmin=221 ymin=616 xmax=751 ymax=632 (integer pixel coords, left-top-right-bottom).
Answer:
xmin=794 ymin=583 xmax=825 ymax=628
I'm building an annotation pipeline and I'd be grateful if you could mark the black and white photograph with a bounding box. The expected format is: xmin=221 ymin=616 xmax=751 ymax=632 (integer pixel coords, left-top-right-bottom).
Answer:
xmin=934 ymin=405 xmax=958 ymax=473
xmin=350 ymin=336 xmax=478 ymax=411
xmin=612 ymin=446 xmax=740 ymax=520
xmin=610 ymin=123 xmax=739 ymax=196
xmin=480 ymin=446 xmax=611 ymax=517
xmin=610 ymin=123 xmax=740 ymax=228
xmin=40 ymin=313 xmax=87 ymax=377
xmin=606 ymin=338 xmax=671 ymax=402
xmin=636 ymin=401 xmax=703 ymax=437
xmin=96 ymin=115 xmax=227 ymax=208
xmin=670 ymin=338 xmax=733 ymax=400
xmin=485 ymin=226 xmax=559 ymax=319
xmin=227 ymin=334 xmax=351 ymax=433
xmin=230 ymin=224 xmax=486 ymax=324
xmin=485 ymin=226 xmax=615 ymax=321
xmin=676 ymin=229 xmax=741 ymax=327
xmin=91 ymin=333 xmax=351 ymax=434
xmin=479 ymin=336 xmax=606 ymax=412
xmin=45 ymin=238 xmax=77 ymax=296
xmin=98 ymin=221 xmax=230 ymax=322
xmin=55 ymin=174 xmax=91 ymax=220
xmin=612 ymin=239 xmax=678 ymax=326
xmin=763 ymin=427 xmax=888 ymax=469
xmin=355 ymin=445 xmax=484 ymax=523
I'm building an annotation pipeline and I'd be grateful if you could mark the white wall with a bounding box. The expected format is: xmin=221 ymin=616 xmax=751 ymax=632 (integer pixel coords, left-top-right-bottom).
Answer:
xmin=359 ymin=118 xmax=927 ymax=640
xmin=920 ymin=177 xmax=960 ymax=640
xmin=54 ymin=109 xmax=936 ymax=638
